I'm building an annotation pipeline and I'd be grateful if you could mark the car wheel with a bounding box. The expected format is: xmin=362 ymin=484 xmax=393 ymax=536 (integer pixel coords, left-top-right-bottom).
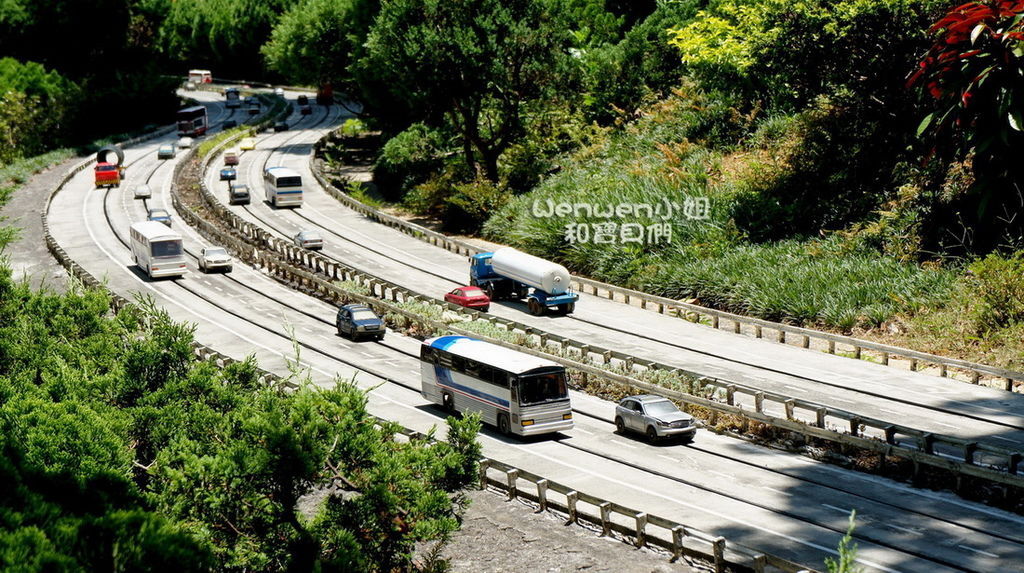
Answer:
xmin=646 ymin=426 xmax=658 ymax=441
xmin=615 ymin=417 xmax=625 ymax=434
xmin=497 ymin=413 xmax=511 ymax=436
xmin=377 ymin=334 xmax=385 ymax=341
xmin=481 ymin=306 xmax=489 ymax=313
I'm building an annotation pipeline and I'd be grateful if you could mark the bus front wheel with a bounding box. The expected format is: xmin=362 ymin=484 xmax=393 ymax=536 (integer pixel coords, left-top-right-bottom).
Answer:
xmin=497 ymin=413 xmax=511 ymax=435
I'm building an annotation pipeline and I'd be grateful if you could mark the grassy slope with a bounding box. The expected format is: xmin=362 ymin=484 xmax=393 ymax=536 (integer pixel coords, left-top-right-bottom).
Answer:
xmin=484 ymin=92 xmax=1021 ymax=370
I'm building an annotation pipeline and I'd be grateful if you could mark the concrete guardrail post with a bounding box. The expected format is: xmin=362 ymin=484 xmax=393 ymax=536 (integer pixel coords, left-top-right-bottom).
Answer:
xmin=506 ymin=469 xmax=519 ymax=501
xmin=635 ymin=512 xmax=647 ymax=547
xmin=600 ymin=502 xmax=612 ymax=536
xmin=537 ymin=479 xmax=548 ymax=512
xmin=566 ymin=491 xmax=579 ymax=524
xmin=754 ymin=392 xmax=764 ymax=414
xmin=478 ymin=459 xmax=489 ymax=490
xmin=712 ymin=537 xmax=726 ymax=573
xmin=672 ymin=526 xmax=685 ymax=560
xmin=784 ymin=399 xmax=795 ymax=421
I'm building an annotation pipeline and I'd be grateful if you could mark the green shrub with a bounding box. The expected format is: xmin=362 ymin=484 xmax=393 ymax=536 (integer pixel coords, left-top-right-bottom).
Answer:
xmin=374 ymin=123 xmax=448 ymax=201
xmin=967 ymin=252 xmax=1024 ymax=331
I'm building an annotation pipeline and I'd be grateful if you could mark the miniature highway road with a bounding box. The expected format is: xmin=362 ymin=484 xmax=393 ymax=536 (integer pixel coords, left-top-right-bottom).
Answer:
xmin=40 ymin=90 xmax=1024 ymax=572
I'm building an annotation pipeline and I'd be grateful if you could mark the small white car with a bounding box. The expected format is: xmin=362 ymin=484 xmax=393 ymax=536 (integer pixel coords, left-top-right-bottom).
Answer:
xmin=177 ymin=136 xmax=194 ymax=149
xmin=293 ymin=230 xmax=323 ymax=250
xmin=132 ymin=184 xmax=152 ymax=199
xmin=157 ymin=144 xmax=176 ymax=159
xmin=198 ymin=246 xmax=232 ymax=273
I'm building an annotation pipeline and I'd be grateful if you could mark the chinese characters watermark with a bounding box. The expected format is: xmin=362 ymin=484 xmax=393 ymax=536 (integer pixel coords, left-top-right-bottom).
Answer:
xmin=531 ymin=197 xmax=709 ymax=245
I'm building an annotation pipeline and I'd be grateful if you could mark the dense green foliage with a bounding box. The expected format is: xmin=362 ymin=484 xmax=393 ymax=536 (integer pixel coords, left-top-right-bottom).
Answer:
xmin=484 ymin=91 xmax=957 ymax=330
xmin=0 ymin=266 xmax=481 ymax=571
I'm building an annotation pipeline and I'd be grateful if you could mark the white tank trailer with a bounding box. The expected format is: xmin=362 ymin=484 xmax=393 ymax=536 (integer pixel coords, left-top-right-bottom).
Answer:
xmin=490 ymin=247 xmax=571 ymax=295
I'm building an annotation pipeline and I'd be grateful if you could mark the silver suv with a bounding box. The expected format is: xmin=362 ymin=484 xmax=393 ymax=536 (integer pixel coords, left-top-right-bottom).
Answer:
xmin=615 ymin=395 xmax=696 ymax=442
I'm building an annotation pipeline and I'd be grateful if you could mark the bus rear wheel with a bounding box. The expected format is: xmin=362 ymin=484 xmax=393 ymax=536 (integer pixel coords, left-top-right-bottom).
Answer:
xmin=497 ymin=413 xmax=511 ymax=435
xmin=442 ymin=392 xmax=455 ymax=415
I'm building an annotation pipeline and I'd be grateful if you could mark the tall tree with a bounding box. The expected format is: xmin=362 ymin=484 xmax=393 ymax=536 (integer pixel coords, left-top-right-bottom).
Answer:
xmin=358 ymin=0 xmax=578 ymax=181
xmin=262 ymin=0 xmax=379 ymax=93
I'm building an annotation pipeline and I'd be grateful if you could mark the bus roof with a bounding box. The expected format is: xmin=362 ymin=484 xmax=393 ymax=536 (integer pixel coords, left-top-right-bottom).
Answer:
xmin=264 ymin=166 xmax=300 ymax=178
xmin=177 ymin=105 xmax=206 ymax=114
xmin=424 ymin=336 xmax=561 ymax=375
xmin=130 ymin=221 xmax=182 ymax=241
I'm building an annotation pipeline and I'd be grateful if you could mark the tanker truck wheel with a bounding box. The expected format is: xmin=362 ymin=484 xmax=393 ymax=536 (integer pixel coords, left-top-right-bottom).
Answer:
xmin=528 ymin=298 xmax=544 ymax=316
xmin=483 ymin=283 xmax=496 ymax=301
xmin=558 ymin=303 xmax=575 ymax=314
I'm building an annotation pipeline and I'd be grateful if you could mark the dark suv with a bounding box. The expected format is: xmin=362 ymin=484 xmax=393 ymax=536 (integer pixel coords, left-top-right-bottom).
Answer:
xmin=336 ymin=304 xmax=385 ymax=341
xmin=228 ymin=182 xmax=250 ymax=205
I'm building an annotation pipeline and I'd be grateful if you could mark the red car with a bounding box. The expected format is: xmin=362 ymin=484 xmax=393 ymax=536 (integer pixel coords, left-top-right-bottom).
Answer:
xmin=445 ymin=286 xmax=490 ymax=312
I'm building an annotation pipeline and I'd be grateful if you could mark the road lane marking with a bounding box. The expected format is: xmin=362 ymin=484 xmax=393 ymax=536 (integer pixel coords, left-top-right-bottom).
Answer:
xmin=958 ymin=545 xmax=998 ymax=559
xmin=761 ymin=486 xmax=791 ymax=496
xmin=886 ymin=524 xmax=923 ymax=536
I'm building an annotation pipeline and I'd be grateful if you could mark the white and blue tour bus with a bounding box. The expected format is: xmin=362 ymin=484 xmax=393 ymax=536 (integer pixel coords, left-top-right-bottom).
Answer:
xmin=420 ymin=335 xmax=573 ymax=436
xmin=130 ymin=221 xmax=187 ymax=279
xmin=263 ymin=166 xmax=303 ymax=208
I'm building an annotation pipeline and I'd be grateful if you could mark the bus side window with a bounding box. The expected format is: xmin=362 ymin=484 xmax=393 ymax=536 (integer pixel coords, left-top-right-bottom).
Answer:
xmin=451 ymin=356 xmax=466 ymax=373
xmin=438 ymin=352 xmax=453 ymax=368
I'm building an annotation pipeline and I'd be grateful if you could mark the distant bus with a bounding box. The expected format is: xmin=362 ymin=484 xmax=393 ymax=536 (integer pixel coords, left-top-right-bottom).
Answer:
xmin=176 ymin=106 xmax=208 ymax=137
xmin=224 ymin=87 xmax=241 ymax=108
xmin=188 ymin=69 xmax=213 ymax=84
xmin=263 ymin=166 xmax=303 ymax=208
xmin=420 ymin=335 xmax=573 ymax=436
xmin=129 ymin=221 xmax=187 ymax=279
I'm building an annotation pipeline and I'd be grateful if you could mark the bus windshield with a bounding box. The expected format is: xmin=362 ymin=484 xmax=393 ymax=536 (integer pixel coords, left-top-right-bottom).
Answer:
xmin=274 ymin=176 xmax=302 ymax=188
xmin=152 ymin=240 xmax=183 ymax=258
xmin=517 ymin=370 xmax=568 ymax=405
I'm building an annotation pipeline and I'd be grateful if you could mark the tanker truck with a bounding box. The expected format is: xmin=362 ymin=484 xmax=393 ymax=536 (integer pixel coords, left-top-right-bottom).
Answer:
xmin=94 ymin=145 xmax=126 ymax=188
xmin=470 ymin=247 xmax=579 ymax=315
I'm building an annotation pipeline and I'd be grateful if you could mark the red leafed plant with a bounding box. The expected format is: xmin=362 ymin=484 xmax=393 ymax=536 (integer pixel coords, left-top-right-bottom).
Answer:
xmin=909 ymin=0 xmax=1024 ymax=251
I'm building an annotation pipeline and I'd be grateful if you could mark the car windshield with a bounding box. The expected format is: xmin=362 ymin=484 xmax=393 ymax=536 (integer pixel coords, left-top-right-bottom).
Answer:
xmin=643 ymin=400 xmax=679 ymax=417
xmin=160 ymin=146 xmax=172 ymax=152
xmin=299 ymin=232 xmax=320 ymax=241
xmin=149 ymin=210 xmax=168 ymax=218
xmin=205 ymin=248 xmax=227 ymax=257
xmin=518 ymin=370 xmax=567 ymax=405
xmin=351 ymin=309 xmax=378 ymax=321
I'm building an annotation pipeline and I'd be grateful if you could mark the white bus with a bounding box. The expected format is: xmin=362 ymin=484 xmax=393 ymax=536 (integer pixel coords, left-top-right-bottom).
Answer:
xmin=263 ymin=166 xmax=303 ymax=208
xmin=130 ymin=221 xmax=187 ymax=279
xmin=188 ymin=69 xmax=213 ymax=84
xmin=420 ymin=335 xmax=573 ymax=436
